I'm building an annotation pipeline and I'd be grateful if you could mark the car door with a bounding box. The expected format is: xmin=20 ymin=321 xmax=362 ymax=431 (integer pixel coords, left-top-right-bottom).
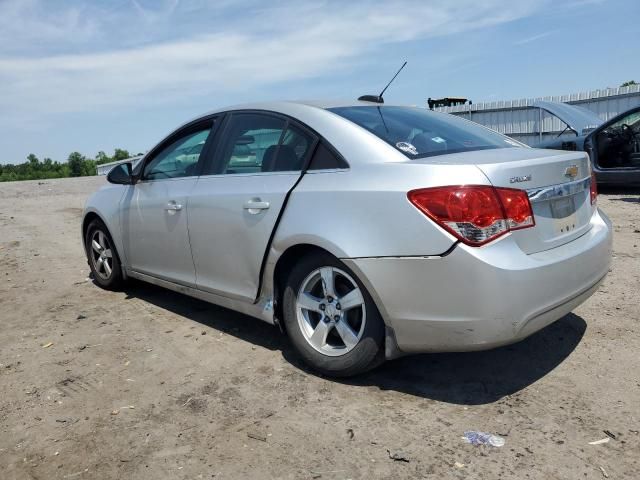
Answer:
xmin=120 ymin=119 xmax=216 ymax=287
xmin=586 ymin=106 xmax=640 ymax=183
xmin=188 ymin=112 xmax=317 ymax=301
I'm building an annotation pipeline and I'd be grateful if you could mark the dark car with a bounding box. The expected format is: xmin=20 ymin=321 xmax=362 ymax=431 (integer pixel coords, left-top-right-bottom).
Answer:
xmin=536 ymin=101 xmax=640 ymax=185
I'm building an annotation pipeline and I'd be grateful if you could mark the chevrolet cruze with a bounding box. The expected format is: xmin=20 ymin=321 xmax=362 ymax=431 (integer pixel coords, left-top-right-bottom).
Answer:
xmin=82 ymin=101 xmax=613 ymax=376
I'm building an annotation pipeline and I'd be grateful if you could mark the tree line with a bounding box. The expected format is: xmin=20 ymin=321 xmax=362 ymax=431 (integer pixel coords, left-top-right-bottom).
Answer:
xmin=0 ymin=149 xmax=141 ymax=182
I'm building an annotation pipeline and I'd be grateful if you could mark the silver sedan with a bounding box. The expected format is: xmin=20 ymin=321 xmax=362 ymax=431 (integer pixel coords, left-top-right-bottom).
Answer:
xmin=83 ymin=101 xmax=613 ymax=376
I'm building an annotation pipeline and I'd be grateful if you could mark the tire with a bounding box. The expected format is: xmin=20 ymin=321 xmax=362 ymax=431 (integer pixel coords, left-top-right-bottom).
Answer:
xmin=84 ymin=219 xmax=124 ymax=291
xmin=282 ymin=252 xmax=385 ymax=377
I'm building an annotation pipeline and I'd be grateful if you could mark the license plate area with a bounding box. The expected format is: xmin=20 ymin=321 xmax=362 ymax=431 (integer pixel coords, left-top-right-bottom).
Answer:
xmin=550 ymin=196 xmax=576 ymax=218
xmin=551 ymin=195 xmax=578 ymax=235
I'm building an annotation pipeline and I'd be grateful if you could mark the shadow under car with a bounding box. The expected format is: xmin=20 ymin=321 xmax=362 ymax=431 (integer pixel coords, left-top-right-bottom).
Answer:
xmin=122 ymin=280 xmax=586 ymax=405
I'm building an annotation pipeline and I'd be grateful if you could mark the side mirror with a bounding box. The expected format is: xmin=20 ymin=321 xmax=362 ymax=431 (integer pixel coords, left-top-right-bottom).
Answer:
xmin=106 ymin=162 xmax=133 ymax=185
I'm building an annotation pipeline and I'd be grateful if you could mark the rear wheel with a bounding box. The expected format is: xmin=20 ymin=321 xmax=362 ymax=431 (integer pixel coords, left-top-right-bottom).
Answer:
xmin=282 ymin=253 xmax=385 ymax=377
xmin=85 ymin=219 xmax=123 ymax=290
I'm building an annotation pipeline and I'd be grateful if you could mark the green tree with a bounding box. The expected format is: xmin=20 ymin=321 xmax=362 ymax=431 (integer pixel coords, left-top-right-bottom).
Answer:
xmin=113 ymin=148 xmax=130 ymax=162
xmin=27 ymin=153 xmax=40 ymax=167
xmin=95 ymin=151 xmax=111 ymax=165
xmin=82 ymin=159 xmax=96 ymax=176
xmin=1 ymin=147 xmax=134 ymax=182
xmin=621 ymin=80 xmax=638 ymax=87
xmin=67 ymin=152 xmax=85 ymax=177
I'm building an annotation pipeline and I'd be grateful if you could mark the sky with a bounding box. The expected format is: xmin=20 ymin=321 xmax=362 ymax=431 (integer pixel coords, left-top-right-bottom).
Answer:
xmin=1 ymin=0 xmax=638 ymax=164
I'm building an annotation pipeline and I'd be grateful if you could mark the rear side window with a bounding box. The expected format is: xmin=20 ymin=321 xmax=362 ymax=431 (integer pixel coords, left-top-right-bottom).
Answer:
xmin=328 ymin=106 xmax=523 ymax=159
xmin=276 ymin=124 xmax=315 ymax=172
xmin=215 ymin=114 xmax=286 ymax=174
xmin=308 ymin=141 xmax=348 ymax=170
xmin=208 ymin=114 xmax=318 ymax=174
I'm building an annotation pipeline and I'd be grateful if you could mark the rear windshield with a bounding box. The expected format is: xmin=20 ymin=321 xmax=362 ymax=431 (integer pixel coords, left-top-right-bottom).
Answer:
xmin=328 ymin=106 xmax=523 ymax=159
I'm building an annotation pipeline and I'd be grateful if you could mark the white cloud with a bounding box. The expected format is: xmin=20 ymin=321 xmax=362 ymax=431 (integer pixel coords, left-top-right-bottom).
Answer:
xmin=0 ymin=0 xmax=548 ymax=121
xmin=0 ymin=0 xmax=99 ymax=53
xmin=130 ymin=0 xmax=182 ymax=24
xmin=514 ymin=30 xmax=555 ymax=45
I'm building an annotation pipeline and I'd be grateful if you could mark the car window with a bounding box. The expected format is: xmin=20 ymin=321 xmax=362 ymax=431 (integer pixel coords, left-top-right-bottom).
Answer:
xmin=308 ymin=141 xmax=348 ymax=170
xmin=274 ymin=124 xmax=315 ymax=172
xmin=328 ymin=106 xmax=522 ymax=159
xmin=607 ymin=110 xmax=640 ymax=130
xmin=143 ymin=127 xmax=212 ymax=180
xmin=214 ymin=114 xmax=286 ymax=174
xmin=211 ymin=114 xmax=316 ymax=174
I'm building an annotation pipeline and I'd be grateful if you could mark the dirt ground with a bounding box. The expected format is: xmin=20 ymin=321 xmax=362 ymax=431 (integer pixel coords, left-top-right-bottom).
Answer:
xmin=0 ymin=176 xmax=638 ymax=480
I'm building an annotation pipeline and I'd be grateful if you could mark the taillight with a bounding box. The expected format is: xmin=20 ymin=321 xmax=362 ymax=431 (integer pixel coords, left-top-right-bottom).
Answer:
xmin=407 ymin=185 xmax=535 ymax=246
xmin=590 ymin=171 xmax=598 ymax=205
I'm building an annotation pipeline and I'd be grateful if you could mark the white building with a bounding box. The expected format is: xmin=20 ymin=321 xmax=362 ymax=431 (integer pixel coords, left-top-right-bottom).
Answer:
xmin=96 ymin=155 xmax=144 ymax=176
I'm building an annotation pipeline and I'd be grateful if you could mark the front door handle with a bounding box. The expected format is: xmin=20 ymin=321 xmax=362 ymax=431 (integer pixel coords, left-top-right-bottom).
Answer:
xmin=165 ymin=201 xmax=183 ymax=211
xmin=243 ymin=198 xmax=270 ymax=214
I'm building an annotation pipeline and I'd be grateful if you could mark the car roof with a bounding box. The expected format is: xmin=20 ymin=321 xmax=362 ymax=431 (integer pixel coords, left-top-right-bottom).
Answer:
xmin=201 ymin=99 xmax=406 ymax=115
xmin=152 ymin=100 xmax=416 ymax=169
xmin=170 ymin=100 xmax=417 ymax=139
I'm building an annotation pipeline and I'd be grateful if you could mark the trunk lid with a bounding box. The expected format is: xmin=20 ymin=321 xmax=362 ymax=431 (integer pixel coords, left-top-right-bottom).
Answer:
xmin=417 ymin=147 xmax=594 ymax=254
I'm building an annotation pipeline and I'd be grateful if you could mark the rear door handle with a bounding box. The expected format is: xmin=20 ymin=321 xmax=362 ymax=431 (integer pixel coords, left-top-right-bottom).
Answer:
xmin=165 ymin=201 xmax=183 ymax=211
xmin=243 ymin=198 xmax=270 ymax=214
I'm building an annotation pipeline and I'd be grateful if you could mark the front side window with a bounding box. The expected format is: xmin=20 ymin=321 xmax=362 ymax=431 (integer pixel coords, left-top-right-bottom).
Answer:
xmin=606 ymin=109 xmax=640 ymax=131
xmin=328 ymin=106 xmax=522 ymax=159
xmin=143 ymin=127 xmax=212 ymax=180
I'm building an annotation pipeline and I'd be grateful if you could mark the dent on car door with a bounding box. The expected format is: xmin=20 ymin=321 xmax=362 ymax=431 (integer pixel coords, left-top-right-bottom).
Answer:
xmin=188 ymin=112 xmax=317 ymax=302
xmin=120 ymin=121 xmax=215 ymax=286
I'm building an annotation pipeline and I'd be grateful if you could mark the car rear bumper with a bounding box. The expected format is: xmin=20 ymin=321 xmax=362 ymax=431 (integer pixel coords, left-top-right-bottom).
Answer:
xmin=344 ymin=208 xmax=612 ymax=354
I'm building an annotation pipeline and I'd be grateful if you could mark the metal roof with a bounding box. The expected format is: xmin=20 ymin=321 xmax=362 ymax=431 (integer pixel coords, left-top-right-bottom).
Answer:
xmin=437 ymin=84 xmax=640 ymax=114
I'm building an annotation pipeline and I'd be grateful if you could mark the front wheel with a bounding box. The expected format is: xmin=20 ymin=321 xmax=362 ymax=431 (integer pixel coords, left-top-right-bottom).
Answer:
xmin=282 ymin=253 xmax=385 ymax=377
xmin=85 ymin=219 xmax=124 ymax=290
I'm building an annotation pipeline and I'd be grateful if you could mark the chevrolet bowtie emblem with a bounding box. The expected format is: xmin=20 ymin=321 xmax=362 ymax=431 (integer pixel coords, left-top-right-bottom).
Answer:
xmin=564 ymin=165 xmax=578 ymax=178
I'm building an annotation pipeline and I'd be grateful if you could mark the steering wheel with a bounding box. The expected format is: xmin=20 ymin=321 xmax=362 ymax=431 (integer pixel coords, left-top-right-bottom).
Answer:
xmin=621 ymin=123 xmax=638 ymax=140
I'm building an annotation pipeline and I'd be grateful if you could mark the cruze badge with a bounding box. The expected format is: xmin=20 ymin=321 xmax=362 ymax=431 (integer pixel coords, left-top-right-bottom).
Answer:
xmin=510 ymin=174 xmax=532 ymax=183
xmin=564 ymin=165 xmax=578 ymax=178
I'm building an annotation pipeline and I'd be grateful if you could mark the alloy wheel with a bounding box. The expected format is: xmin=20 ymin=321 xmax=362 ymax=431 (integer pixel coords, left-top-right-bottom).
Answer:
xmin=90 ymin=230 xmax=114 ymax=280
xmin=295 ymin=266 xmax=366 ymax=356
